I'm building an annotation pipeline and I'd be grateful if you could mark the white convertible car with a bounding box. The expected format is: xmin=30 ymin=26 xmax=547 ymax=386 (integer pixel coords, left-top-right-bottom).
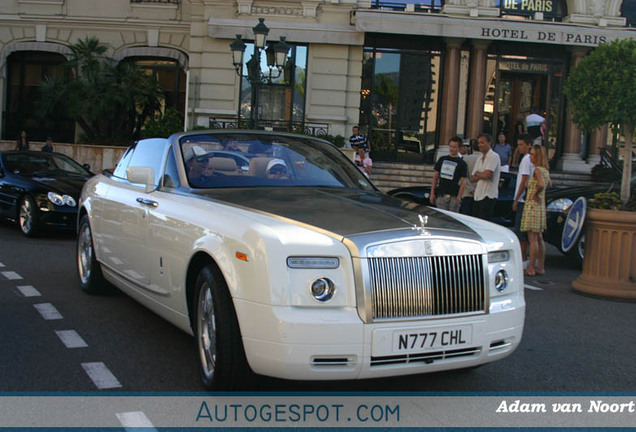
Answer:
xmin=77 ymin=131 xmax=525 ymax=390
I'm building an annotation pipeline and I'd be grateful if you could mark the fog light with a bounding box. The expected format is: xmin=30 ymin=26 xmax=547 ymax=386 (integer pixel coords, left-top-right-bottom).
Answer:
xmin=311 ymin=278 xmax=335 ymax=302
xmin=495 ymin=270 xmax=509 ymax=292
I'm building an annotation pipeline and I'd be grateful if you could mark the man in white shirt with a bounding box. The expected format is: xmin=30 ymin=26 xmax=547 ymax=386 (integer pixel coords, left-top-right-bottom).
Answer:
xmin=512 ymin=134 xmax=535 ymax=260
xmin=470 ymin=133 xmax=501 ymax=221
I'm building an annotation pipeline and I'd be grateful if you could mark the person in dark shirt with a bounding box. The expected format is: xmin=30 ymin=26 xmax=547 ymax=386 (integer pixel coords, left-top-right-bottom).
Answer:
xmin=430 ymin=136 xmax=468 ymax=212
xmin=349 ymin=125 xmax=370 ymax=151
xmin=15 ymin=130 xmax=29 ymax=150
xmin=41 ymin=137 xmax=54 ymax=153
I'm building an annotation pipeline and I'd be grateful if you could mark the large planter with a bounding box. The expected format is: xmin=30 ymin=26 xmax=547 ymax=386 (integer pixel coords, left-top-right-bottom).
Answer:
xmin=572 ymin=208 xmax=636 ymax=300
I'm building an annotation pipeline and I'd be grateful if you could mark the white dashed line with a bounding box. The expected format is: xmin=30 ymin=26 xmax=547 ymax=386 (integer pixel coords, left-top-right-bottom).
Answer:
xmin=33 ymin=303 xmax=63 ymax=320
xmin=55 ymin=330 xmax=88 ymax=348
xmin=17 ymin=285 xmax=41 ymax=297
xmin=116 ymin=412 xmax=157 ymax=431
xmin=524 ymin=284 xmax=543 ymax=291
xmin=0 ymin=261 xmax=4 ymax=267
xmin=82 ymin=362 xmax=122 ymax=389
xmin=2 ymin=271 xmax=22 ymax=280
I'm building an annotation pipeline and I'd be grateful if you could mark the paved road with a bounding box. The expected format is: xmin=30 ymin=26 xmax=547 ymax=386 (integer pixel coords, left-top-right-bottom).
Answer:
xmin=0 ymin=220 xmax=634 ymax=392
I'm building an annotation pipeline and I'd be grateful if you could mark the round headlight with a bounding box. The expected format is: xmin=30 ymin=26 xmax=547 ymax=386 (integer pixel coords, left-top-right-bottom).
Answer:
xmin=47 ymin=192 xmax=64 ymax=206
xmin=64 ymin=195 xmax=77 ymax=207
xmin=547 ymin=198 xmax=573 ymax=213
xmin=495 ymin=270 xmax=509 ymax=292
xmin=311 ymin=278 xmax=335 ymax=302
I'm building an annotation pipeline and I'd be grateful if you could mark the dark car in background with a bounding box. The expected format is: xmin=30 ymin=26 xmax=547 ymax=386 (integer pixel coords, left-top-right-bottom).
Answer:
xmin=388 ymin=171 xmax=630 ymax=264
xmin=0 ymin=151 xmax=93 ymax=236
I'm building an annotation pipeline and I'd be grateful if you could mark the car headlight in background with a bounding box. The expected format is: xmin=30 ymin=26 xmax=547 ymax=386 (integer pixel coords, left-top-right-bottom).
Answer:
xmin=47 ymin=192 xmax=77 ymax=207
xmin=547 ymin=198 xmax=573 ymax=213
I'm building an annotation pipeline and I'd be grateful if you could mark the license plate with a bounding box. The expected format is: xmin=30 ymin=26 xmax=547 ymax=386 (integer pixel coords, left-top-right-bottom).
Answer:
xmin=393 ymin=326 xmax=472 ymax=353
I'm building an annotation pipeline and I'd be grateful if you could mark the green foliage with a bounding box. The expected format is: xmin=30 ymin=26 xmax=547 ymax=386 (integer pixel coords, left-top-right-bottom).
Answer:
xmin=314 ymin=134 xmax=346 ymax=148
xmin=35 ymin=36 xmax=165 ymax=145
xmin=564 ymin=39 xmax=636 ymax=133
xmin=588 ymin=192 xmax=623 ymax=210
xmin=141 ymin=107 xmax=184 ymax=138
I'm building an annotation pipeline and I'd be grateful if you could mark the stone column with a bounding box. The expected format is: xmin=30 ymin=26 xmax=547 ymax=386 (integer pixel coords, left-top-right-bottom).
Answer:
xmin=588 ymin=125 xmax=608 ymax=168
xmin=439 ymin=38 xmax=464 ymax=148
xmin=466 ymin=40 xmax=490 ymax=140
xmin=559 ymin=47 xmax=590 ymax=173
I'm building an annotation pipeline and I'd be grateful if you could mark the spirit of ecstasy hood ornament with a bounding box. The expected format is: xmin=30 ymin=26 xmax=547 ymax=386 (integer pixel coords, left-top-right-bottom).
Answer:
xmin=412 ymin=214 xmax=430 ymax=236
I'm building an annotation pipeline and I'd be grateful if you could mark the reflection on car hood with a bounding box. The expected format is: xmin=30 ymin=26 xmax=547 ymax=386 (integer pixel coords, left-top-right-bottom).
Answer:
xmin=30 ymin=174 xmax=91 ymax=196
xmin=205 ymin=187 xmax=476 ymax=238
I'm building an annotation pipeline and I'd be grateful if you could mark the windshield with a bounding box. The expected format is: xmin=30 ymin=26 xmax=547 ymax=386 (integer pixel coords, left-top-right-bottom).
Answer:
xmin=3 ymin=152 xmax=90 ymax=177
xmin=180 ymin=132 xmax=375 ymax=191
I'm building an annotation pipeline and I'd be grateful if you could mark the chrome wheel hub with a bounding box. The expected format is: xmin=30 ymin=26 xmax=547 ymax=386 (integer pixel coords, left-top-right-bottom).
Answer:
xmin=197 ymin=282 xmax=217 ymax=379
xmin=19 ymin=199 xmax=32 ymax=233
xmin=78 ymin=223 xmax=93 ymax=284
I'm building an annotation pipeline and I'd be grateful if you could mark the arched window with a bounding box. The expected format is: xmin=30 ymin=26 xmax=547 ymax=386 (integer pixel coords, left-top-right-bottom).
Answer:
xmin=125 ymin=57 xmax=187 ymax=114
xmin=3 ymin=51 xmax=74 ymax=142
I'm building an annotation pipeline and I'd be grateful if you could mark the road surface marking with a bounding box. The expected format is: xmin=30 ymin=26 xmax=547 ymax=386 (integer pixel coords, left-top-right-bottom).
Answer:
xmin=33 ymin=303 xmax=63 ymax=320
xmin=55 ymin=330 xmax=88 ymax=348
xmin=0 ymin=261 xmax=4 ymax=267
xmin=116 ymin=412 xmax=157 ymax=431
xmin=2 ymin=271 xmax=22 ymax=280
xmin=524 ymin=284 xmax=543 ymax=291
xmin=17 ymin=285 xmax=41 ymax=297
xmin=82 ymin=362 xmax=122 ymax=389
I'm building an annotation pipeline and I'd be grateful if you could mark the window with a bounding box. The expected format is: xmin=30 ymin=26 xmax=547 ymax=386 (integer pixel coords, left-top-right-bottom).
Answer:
xmin=360 ymin=45 xmax=441 ymax=160
xmin=3 ymin=51 xmax=73 ymax=142
xmin=130 ymin=58 xmax=186 ymax=114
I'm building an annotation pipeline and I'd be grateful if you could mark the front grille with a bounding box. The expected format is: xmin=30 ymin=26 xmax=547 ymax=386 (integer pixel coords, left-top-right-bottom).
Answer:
xmin=369 ymin=255 xmax=486 ymax=320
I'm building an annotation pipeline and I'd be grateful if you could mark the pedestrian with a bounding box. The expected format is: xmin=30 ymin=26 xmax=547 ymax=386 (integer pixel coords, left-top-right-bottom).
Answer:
xmin=492 ymin=132 xmax=513 ymax=172
xmin=349 ymin=125 xmax=370 ymax=152
xmin=41 ymin=137 xmax=54 ymax=152
xmin=526 ymin=107 xmax=545 ymax=146
xmin=354 ymin=146 xmax=372 ymax=177
xmin=521 ymin=145 xmax=551 ymax=277
xmin=511 ymin=134 xmax=535 ymax=263
xmin=15 ymin=130 xmax=29 ymax=150
xmin=460 ymin=138 xmax=481 ymax=216
xmin=430 ymin=136 xmax=467 ymax=212
xmin=470 ymin=133 xmax=501 ymax=221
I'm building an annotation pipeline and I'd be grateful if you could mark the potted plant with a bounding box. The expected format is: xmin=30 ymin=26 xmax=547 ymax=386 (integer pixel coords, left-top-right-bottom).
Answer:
xmin=571 ymin=192 xmax=636 ymax=300
xmin=564 ymin=39 xmax=636 ymax=300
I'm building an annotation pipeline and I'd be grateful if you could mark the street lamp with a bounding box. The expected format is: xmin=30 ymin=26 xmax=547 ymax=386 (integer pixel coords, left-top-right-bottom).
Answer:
xmin=230 ymin=18 xmax=290 ymax=128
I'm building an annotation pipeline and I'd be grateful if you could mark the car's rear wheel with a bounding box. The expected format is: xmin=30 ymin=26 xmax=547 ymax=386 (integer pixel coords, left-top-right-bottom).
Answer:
xmin=194 ymin=264 xmax=253 ymax=390
xmin=77 ymin=215 xmax=109 ymax=294
xmin=19 ymin=196 xmax=40 ymax=237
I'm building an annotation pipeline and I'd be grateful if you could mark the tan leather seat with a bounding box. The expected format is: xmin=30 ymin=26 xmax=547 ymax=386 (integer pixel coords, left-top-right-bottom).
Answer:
xmin=208 ymin=157 xmax=238 ymax=174
xmin=249 ymin=157 xmax=274 ymax=177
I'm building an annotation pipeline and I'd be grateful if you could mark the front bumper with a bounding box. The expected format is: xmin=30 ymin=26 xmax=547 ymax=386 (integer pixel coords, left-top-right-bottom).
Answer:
xmin=236 ymin=295 xmax=525 ymax=380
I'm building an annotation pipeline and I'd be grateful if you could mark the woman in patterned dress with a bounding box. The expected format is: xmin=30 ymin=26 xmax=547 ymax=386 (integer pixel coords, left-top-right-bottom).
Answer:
xmin=521 ymin=145 xmax=551 ymax=276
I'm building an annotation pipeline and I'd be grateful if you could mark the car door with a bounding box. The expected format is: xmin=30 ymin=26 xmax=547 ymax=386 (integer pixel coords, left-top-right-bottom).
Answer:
xmin=98 ymin=139 xmax=169 ymax=287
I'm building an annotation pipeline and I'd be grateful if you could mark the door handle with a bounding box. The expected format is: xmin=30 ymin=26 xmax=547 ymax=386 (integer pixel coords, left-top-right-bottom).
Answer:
xmin=136 ymin=198 xmax=158 ymax=208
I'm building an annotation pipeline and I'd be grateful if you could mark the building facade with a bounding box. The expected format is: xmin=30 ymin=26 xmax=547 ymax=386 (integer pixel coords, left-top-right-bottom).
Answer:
xmin=1 ymin=0 xmax=635 ymax=172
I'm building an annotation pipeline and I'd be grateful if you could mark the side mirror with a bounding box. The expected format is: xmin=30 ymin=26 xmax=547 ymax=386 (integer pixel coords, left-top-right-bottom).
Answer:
xmin=127 ymin=166 xmax=156 ymax=194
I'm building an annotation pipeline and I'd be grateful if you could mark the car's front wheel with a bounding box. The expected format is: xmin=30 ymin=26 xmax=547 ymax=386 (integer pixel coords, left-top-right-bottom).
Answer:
xmin=77 ymin=215 xmax=109 ymax=294
xmin=194 ymin=264 xmax=253 ymax=390
xmin=19 ymin=195 xmax=40 ymax=237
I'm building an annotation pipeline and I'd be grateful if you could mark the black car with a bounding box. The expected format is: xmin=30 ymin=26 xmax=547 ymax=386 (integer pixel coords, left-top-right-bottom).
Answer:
xmin=0 ymin=151 xmax=93 ymax=236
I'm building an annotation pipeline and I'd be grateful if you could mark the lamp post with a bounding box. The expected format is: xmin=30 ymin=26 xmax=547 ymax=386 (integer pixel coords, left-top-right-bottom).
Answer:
xmin=230 ymin=18 xmax=290 ymax=129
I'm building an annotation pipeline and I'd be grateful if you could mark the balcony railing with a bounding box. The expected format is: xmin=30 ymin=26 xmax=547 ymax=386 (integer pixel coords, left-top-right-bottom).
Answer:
xmin=370 ymin=0 xmax=443 ymax=13
xmin=209 ymin=118 xmax=329 ymax=137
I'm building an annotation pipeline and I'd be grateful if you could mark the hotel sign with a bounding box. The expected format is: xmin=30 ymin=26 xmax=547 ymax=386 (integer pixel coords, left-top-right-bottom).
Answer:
xmin=501 ymin=0 xmax=556 ymax=16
